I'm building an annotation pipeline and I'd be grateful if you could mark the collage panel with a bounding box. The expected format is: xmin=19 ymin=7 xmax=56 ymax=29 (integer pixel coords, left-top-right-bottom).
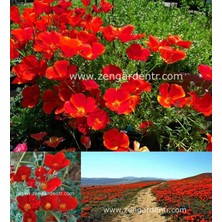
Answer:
xmin=10 ymin=0 xmax=211 ymax=152
xmin=80 ymin=152 xmax=212 ymax=222
xmin=10 ymin=152 xmax=81 ymax=221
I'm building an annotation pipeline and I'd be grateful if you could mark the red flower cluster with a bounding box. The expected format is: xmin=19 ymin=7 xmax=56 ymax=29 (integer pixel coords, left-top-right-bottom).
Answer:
xmin=146 ymin=34 xmax=192 ymax=64
xmin=12 ymin=152 xmax=78 ymax=221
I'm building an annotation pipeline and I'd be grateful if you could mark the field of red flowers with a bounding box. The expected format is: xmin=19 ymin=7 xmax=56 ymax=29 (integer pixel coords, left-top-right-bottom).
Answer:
xmin=80 ymin=181 xmax=162 ymax=221
xmin=152 ymin=173 xmax=212 ymax=222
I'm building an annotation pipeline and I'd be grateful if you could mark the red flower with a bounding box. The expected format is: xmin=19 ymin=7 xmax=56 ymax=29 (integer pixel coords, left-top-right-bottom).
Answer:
xmin=10 ymin=6 xmax=21 ymax=24
xmin=123 ymin=95 xmax=140 ymax=115
xmin=33 ymin=0 xmax=51 ymax=15
xmin=45 ymin=60 xmax=77 ymax=81
xmin=83 ymin=16 xmax=103 ymax=33
xmin=103 ymin=88 xmax=131 ymax=114
xmin=93 ymin=0 xmax=113 ymax=13
xmin=40 ymin=195 xmax=58 ymax=211
xmin=59 ymin=36 xmax=82 ymax=58
xmin=87 ymin=108 xmax=110 ymax=130
xmin=14 ymin=166 xmax=31 ymax=182
xmin=101 ymin=25 xmax=119 ymax=41
xmin=35 ymin=166 xmax=48 ymax=179
xmin=40 ymin=177 xmax=62 ymax=192
xmin=64 ymin=93 xmax=97 ymax=118
xmin=198 ymin=64 xmax=212 ymax=81
xmin=17 ymin=194 xmax=40 ymax=213
xmin=121 ymin=75 xmax=152 ymax=95
xmin=117 ymin=25 xmax=146 ymax=43
xmin=23 ymin=211 xmax=37 ymax=222
xmin=30 ymin=132 xmax=47 ymax=141
xmin=126 ymin=44 xmax=150 ymax=62
xmin=167 ymin=35 xmax=192 ymax=49
xmin=26 ymin=178 xmax=37 ymax=189
xmin=42 ymin=87 xmax=64 ymax=114
xmin=12 ymin=55 xmax=47 ymax=84
xmin=57 ymin=192 xmax=78 ymax=212
xmin=102 ymin=64 xmax=123 ymax=80
xmin=44 ymin=137 xmax=64 ymax=148
xmin=206 ymin=133 xmax=212 ymax=151
xmin=157 ymin=83 xmax=186 ymax=108
xmin=79 ymin=42 xmax=105 ymax=60
xmin=140 ymin=121 xmax=152 ymax=133
xmin=10 ymin=38 xmax=20 ymax=59
xmin=34 ymin=31 xmax=61 ymax=59
xmin=22 ymin=85 xmax=40 ymax=108
xmin=80 ymin=135 xmax=91 ymax=149
xmin=103 ymin=128 xmax=130 ymax=151
xmin=189 ymin=92 xmax=212 ymax=116
xmin=158 ymin=46 xmax=186 ymax=64
xmin=146 ymin=35 xmax=161 ymax=52
xmin=82 ymin=0 xmax=91 ymax=7
xmin=44 ymin=152 xmax=70 ymax=171
xmin=11 ymin=27 xmax=33 ymax=45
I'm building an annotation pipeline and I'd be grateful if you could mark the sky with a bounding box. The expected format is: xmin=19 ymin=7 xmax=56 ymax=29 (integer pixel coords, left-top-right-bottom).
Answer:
xmin=81 ymin=152 xmax=212 ymax=179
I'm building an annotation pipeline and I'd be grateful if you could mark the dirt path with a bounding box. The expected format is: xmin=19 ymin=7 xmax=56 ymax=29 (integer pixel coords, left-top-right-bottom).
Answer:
xmin=112 ymin=184 xmax=168 ymax=222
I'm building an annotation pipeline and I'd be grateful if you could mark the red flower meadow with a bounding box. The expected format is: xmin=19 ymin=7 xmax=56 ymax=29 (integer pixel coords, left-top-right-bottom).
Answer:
xmin=103 ymin=128 xmax=130 ymax=151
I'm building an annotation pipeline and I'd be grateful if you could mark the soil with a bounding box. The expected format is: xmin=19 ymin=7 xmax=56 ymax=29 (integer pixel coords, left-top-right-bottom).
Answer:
xmin=111 ymin=184 xmax=168 ymax=222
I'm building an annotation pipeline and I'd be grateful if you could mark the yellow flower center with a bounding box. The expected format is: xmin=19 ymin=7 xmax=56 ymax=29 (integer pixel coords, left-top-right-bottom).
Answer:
xmin=41 ymin=183 xmax=47 ymax=189
xmin=45 ymin=202 xmax=51 ymax=210
xmin=24 ymin=203 xmax=31 ymax=211
xmin=59 ymin=203 xmax=66 ymax=210
xmin=21 ymin=175 xmax=27 ymax=180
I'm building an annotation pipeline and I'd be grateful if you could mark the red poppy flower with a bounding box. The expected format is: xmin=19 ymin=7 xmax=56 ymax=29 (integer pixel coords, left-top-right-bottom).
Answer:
xmin=40 ymin=177 xmax=62 ymax=192
xmin=30 ymin=132 xmax=47 ymax=141
xmin=198 ymin=64 xmax=212 ymax=81
xmin=10 ymin=6 xmax=21 ymax=24
xmin=80 ymin=135 xmax=91 ymax=149
xmin=79 ymin=80 xmax=99 ymax=91
xmin=146 ymin=35 xmax=161 ymax=52
xmin=167 ymin=35 xmax=192 ymax=49
xmin=42 ymin=88 xmax=64 ymax=114
xmin=44 ymin=137 xmax=64 ymax=148
xmin=44 ymin=152 xmax=71 ymax=171
xmin=103 ymin=128 xmax=130 ymax=151
xmin=35 ymin=15 xmax=52 ymax=32
xmin=20 ymin=8 xmax=37 ymax=28
xmin=140 ymin=121 xmax=152 ymax=134
xmin=103 ymin=88 xmax=131 ymax=114
xmin=126 ymin=44 xmax=150 ymax=62
xmin=12 ymin=55 xmax=47 ymax=84
xmin=46 ymin=60 xmax=77 ymax=81
xmin=83 ymin=16 xmax=103 ymax=33
xmin=35 ymin=166 xmax=48 ymax=179
xmin=82 ymin=0 xmax=91 ymax=7
xmin=79 ymin=42 xmax=105 ymax=60
xmin=101 ymin=25 xmax=119 ymax=41
xmin=93 ymin=0 xmax=113 ymax=13
xmin=22 ymin=85 xmax=40 ymax=108
xmin=14 ymin=166 xmax=31 ymax=182
xmin=10 ymin=38 xmax=20 ymax=59
xmin=34 ymin=31 xmax=61 ymax=59
xmin=51 ymin=0 xmax=72 ymax=15
xmin=59 ymin=36 xmax=82 ymax=58
xmin=69 ymin=117 xmax=90 ymax=135
xmin=87 ymin=108 xmax=110 ymax=130
xmin=189 ymin=92 xmax=212 ymax=116
xmin=102 ymin=64 xmax=123 ymax=80
xmin=123 ymin=95 xmax=140 ymax=115
xmin=11 ymin=27 xmax=33 ymax=45
xmin=23 ymin=211 xmax=37 ymax=222
xmin=158 ymin=46 xmax=186 ymax=64
xmin=57 ymin=192 xmax=78 ymax=212
xmin=118 ymin=25 xmax=146 ymax=43
xmin=64 ymin=93 xmax=97 ymax=118
xmin=17 ymin=194 xmax=40 ymax=213
xmin=33 ymin=0 xmax=51 ymax=15
xmin=206 ymin=133 xmax=212 ymax=151
xmin=157 ymin=83 xmax=186 ymax=108
xmin=121 ymin=75 xmax=152 ymax=95
xmin=40 ymin=195 xmax=58 ymax=211
xmin=26 ymin=178 xmax=37 ymax=189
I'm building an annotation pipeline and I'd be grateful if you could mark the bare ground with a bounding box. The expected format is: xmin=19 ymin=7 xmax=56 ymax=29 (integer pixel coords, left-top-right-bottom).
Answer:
xmin=111 ymin=184 xmax=168 ymax=222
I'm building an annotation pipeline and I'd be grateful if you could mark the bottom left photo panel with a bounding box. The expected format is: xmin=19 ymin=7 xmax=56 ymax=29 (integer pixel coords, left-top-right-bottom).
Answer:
xmin=10 ymin=151 xmax=81 ymax=222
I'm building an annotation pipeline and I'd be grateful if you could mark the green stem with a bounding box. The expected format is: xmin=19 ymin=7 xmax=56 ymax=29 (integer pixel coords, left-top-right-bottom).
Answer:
xmin=163 ymin=64 xmax=168 ymax=74
xmin=146 ymin=63 xmax=159 ymax=74
xmin=15 ymin=152 xmax=26 ymax=172
xmin=42 ymin=152 xmax=46 ymax=166
xmin=19 ymin=161 xmax=39 ymax=167
xmin=48 ymin=211 xmax=60 ymax=222
xmin=61 ymin=184 xmax=76 ymax=194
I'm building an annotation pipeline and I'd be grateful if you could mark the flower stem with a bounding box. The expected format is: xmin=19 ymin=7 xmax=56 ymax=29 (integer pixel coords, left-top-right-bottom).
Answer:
xmin=48 ymin=211 xmax=61 ymax=222
xmin=62 ymin=184 xmax=76 ymax=194
xmin=18 ymin=161 xmax=39 ymax=167
xmin=15 ymin=152 xmax=26 ymax=172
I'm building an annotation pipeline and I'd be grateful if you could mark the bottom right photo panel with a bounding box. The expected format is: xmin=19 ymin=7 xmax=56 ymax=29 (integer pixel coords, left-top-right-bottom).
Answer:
xmin=80 ymin=152 xmax=212 ymax=222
